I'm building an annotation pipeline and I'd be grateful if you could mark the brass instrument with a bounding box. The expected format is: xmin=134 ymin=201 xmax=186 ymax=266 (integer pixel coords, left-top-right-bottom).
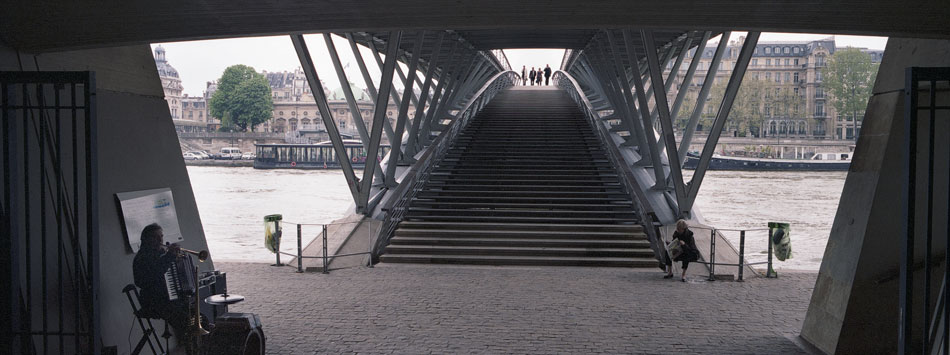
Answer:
xmin=162 ymin=243 xmax=209 ymax=262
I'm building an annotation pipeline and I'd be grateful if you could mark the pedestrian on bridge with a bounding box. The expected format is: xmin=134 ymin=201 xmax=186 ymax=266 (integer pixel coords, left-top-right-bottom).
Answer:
xmin=664 ymin=219 xmax=699 ymax=282
xmin=521 ymin=65 xmax=527 ymax=85
xmin=529 ymin=67 xmax=537 ymax=86
xmin=543 ymin=64 xmax=552 ymax=85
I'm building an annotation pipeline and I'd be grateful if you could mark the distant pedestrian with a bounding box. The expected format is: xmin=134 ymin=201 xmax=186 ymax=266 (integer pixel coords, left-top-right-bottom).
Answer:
xmin=529 ymin=68 xmax=537 ymax=86
xmin=535 ymin=68 xmax=542 ymax=85
xmin=664 ymin=219 xmax=699 ymax=282
xmin=543 ymin=64 xmax=552 ymax=86
xmin=521 ymin=66 xmax=527 ymax=85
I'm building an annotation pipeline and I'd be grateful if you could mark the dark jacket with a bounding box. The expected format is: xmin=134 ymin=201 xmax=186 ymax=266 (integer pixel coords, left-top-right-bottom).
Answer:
xmin=133 ymin=247 xmax=177 ymax=310
xmin=529 ymin=70 xmax=536 ymax=80
xmin=544 ymin=67 xmax=552 ymax=77
xmin=672 ymin=229 xmax=699 ymax=261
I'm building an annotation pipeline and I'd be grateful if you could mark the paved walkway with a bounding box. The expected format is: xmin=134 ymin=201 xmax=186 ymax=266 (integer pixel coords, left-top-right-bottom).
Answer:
xmin=218 ymin=262 xmax=816 ymax=354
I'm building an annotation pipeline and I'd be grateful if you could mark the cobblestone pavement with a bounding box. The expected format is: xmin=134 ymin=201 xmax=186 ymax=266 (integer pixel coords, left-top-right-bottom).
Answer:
xmin=218 ymin=262 xmax=816 ymax=354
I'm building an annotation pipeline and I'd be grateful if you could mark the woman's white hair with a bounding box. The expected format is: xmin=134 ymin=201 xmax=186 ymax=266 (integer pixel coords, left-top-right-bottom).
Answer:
xmin=676 ymin=219 xmax=688 ymax=230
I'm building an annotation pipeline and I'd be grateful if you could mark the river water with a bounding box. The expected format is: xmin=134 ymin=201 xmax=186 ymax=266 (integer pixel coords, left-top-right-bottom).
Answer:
xmin=188 ymin=166 xmax=846 ymax=270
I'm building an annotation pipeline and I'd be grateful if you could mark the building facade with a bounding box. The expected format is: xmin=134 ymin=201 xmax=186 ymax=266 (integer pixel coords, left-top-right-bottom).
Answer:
xmin=157 ymin=46 xmax=402 ymax=140
xmin=667 ymin=36 xmax=882 ymax=140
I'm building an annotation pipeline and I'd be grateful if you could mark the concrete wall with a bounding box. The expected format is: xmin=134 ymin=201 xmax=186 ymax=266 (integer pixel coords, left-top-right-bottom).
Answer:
xmin=801 ymin=38 xmax=950 ymax=354
xmin=1 ymin=44 xmax=213 ymax=353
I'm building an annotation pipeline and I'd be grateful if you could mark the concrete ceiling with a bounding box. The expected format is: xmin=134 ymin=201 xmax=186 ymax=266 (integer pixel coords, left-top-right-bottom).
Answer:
xmin=3 ymin=0 xmax=950 ymax=53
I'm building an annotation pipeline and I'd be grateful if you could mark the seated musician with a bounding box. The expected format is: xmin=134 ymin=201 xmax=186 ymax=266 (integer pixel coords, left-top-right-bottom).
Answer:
xmin=132 ymin=223 xmax=191 ymax=341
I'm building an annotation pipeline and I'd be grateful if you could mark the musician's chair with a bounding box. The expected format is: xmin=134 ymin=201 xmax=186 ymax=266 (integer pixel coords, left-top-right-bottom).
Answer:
xmin=122 ymin=284 xmax=170 ymax=355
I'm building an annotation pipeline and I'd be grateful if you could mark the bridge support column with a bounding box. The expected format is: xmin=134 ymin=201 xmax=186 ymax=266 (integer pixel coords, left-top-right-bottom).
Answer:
xmin=801 ymin=38 xmax=950 ymax=354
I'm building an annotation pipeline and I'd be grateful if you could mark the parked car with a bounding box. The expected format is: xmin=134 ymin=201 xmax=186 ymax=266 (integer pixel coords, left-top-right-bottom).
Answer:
xmin=185 ymin=150 xmax=208 ymax=159
xmin=219 ymin=147 xmax=243 ymax=160
xmin=182 ymin=152 xmax=200 ymax=160
xmin=241 ymin=153 xmax=256 ymax=160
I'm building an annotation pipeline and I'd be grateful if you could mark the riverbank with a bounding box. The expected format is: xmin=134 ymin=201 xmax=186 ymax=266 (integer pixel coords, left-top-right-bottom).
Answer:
xmin=185 ymin=159 xmax=253 ymax=167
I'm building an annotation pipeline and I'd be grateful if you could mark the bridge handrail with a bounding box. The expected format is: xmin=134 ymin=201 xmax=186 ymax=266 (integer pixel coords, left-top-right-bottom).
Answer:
xmin=553 ymin=70 xmax=666 ymax=267
xmin=373 ymin=70 xmax=520 ymax=258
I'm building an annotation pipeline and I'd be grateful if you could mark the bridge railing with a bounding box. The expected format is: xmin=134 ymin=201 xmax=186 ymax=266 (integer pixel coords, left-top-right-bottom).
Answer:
xmin=553 ymin=70 xmax=667 ymax=268
xmin=372 ymin=70 xmax=520 ymax=258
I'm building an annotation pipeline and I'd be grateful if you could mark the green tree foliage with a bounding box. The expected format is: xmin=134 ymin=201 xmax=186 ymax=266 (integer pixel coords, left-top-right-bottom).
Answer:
xmin=823 ymin=48 xmax=878 ymax=125
xmin=209 ymin=65 xmax=274 ymax=132
xmin=707 ymin=76 xmax=770 ymax=137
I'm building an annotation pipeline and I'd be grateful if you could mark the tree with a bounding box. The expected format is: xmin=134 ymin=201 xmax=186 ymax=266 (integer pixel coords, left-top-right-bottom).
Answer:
xmin=707 ymin=76 xmax=770 ymax=137
xmin=209 ymin=65 xmax=274 ymax=132
xmin=823 ymin=48 xmax=878 ymax=140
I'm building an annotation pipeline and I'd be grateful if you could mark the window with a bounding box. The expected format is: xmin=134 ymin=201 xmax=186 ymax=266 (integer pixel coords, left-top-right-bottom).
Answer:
xmin=765 ymin=72 xmax=771 ymax=81
xmin=794 ymin=88 xmax=799 ymax=95
xmin=279 ymin=111 xmax=284 ymax=116
xmin=765 ymin=47 xmax=772 ymax=54
xmin=793 ymin=72 xmax=799 ymax=83
xmin=784 ymin=47 xmax=790 ymax=54
xmin=816 ymin=70 xmax=823 ymax=82
xmin=775 ymin=73 xmax=781 ymax=83
xmin=816 ymin=87 xmax=824 ymax=98
xmin=785 ymin=59 xmax=790 ymax=66
xmin=816 ymin=102 xmax=825 ymax=116
xmin=766 ymin=59 xmax=771 ymax=66
xmin=817 ymin=55 xmax=825 ymax=67
xmin=785 ymin=73 xmax=790 ymax=82
xmin=775 ymin=46 xmax=781 ymax=54
xmin=340 ymin=120 xmax=346 ymax=129
xmin=303 ymin=111 xmax=308 ymax=116
xmin=751 ymin=59 xmax=758 ymax=66
xmin=765 ymin=106 xmax=771 ymax=116
xmin=794 ymin=59 xmax=799 ymax=66
xmin=794 ymin=47 xmax=801 ymax=54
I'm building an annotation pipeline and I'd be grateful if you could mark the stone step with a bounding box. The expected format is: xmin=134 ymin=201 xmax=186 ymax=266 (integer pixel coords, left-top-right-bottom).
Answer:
xmin=384 ymin=245 xmax=655 ymax=258
xmin=396 ymin=221 xmax=643 ymax=233
xmin=393 ymin=227 xmax=647 ymax=240
xmin=379 ymin=254 xmax=658 ymax=267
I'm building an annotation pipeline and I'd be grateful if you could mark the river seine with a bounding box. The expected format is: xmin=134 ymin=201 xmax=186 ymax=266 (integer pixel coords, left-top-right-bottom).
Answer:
xmin=188 ymin=166 xmax=845 ymax=270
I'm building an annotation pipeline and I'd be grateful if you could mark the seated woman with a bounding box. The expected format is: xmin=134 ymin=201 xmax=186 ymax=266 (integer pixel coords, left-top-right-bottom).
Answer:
xmin=664 ymin=219 xmax=699 ymax=282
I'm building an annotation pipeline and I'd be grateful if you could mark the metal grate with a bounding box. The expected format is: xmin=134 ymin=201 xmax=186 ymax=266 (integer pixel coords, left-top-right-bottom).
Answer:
xmin=1 ymin=71 xmax=99 ymax=355
xmin=900 ymin=67 xmax=950 ymax=355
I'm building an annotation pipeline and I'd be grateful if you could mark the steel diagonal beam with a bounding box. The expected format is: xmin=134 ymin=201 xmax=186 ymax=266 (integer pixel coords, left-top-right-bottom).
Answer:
xmin=683 ymin=32 xmax=760 ymax=213
xmin=653 ymin=35 xmax=693 ymax=152
xmin=604 ymin=31 xmax=649 ymax=154
xmin=345 ymin=33 xmax=396 ymax=143
xmin=359 ymin=31 xmax=403 ymax=210
xmin=405 ymin=31 xmax=446 ymax=158
xmin=324 ymin=33 xmax=386 ymax=182
xmin=678 ymin=31 xmax=730 ymax=164
xmin=422 ymin=49 xmax=471 ymax=142
xmin=668 ymin=31 xmax=710 ymax=163
xmin=385 ymin=31 xmax=426 ymax=186
xmin=370 ymin=40 xmax=408 ymax=108
xmin=642 ymin=30 xmax=688 ymax=214
xmin=418 ymin=42 xmax=462 ymax=146
xmin=291 ymin=34 xmax=361 ymax=205
xmin=584 ymin=51 xmax=639 ymax=147
xmin=622 ymin=29 xmax=666 ymax=186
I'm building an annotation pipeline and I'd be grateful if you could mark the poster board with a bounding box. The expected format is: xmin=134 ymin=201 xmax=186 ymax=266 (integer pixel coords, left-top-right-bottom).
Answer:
xmin=116 ymin=188 xmax=184 ymax=252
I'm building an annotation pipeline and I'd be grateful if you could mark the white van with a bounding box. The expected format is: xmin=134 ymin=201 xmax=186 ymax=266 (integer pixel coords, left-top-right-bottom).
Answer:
xmin=220 ymin=147 xmax=242 ymax=160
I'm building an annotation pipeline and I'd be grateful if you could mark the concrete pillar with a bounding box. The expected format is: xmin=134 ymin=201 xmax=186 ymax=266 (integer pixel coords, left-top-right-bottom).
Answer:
xmin=1 ymin=44 xmax=213 ymax=354
xmin=801 ymin=38 xmax=950 ymax=354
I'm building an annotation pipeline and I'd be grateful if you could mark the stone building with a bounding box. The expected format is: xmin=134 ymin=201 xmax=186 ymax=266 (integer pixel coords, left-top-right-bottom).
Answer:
xmin=668 ymin=36 xmax=882 ymax=140
xmin=154 ymin=46 xmax=202 ymax=132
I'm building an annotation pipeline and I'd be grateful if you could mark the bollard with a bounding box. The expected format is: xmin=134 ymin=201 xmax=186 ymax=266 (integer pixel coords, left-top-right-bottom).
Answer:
xmin=367 ymin=221 xmax=374 ymax=268
xmin=322 ymin=224 xmax=329 ymax=274
xmin=767 ymin=233 xmax=776 ymax=278
xmin=738 ymin=230 xmax=745 ymax=282
xmin=708 ymin=229 xmax=716 ymax=281
xmin=296 ymin=224 xmax=303 ymax=273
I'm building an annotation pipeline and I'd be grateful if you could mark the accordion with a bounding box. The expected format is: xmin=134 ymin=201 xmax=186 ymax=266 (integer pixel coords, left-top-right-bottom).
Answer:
xmin=163 ymin=254 xmax=197 ymax=301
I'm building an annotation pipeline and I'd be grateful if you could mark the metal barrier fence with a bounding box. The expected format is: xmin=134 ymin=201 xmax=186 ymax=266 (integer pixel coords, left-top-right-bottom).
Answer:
xmin=677 ymin=226 xmax=776 ymax=282
xmin=273 ymin=220 xmax=380 ymax=274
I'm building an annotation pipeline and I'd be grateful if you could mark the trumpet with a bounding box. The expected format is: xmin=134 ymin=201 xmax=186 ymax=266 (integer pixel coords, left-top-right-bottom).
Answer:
xmin=163 ymin=243 xmax=210 ymax=262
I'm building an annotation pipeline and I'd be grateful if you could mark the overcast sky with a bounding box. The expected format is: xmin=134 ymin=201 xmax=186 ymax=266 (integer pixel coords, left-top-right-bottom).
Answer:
xmin=153 ymin=33 xmax=887 ymax=97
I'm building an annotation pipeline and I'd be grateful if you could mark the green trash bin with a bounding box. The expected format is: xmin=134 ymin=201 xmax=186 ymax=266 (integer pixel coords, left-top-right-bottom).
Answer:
xmin=265 ymin=214 xmax=283 ymax=265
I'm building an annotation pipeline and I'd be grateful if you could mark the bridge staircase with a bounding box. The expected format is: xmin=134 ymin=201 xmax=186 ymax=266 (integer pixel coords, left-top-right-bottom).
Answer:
xmin=380 ymin=88 xmax=656 ymax=267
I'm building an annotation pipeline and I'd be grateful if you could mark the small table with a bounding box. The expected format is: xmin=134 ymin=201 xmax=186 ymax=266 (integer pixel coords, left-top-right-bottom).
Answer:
xmin=204 ymin=293 xmax=245 ymax=306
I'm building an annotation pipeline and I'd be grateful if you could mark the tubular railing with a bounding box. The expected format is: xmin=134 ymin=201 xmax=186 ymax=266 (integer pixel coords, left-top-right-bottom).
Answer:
xmin=372 ymin=70 xmax=519 ymax=258
xmin=684 ymin=226 xmax=772 ymax=282
xmin=275 ymin=220 xmax=381 ymax=274
xmin=553 ymin=70 xmax=667 ymax=267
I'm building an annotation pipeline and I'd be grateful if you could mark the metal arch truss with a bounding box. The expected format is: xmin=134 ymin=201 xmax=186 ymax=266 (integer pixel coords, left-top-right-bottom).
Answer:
xmin=560 ymin=29 xmax=760 ymax=222
xmin=290 ymin=31 xmax=510 ymax=214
